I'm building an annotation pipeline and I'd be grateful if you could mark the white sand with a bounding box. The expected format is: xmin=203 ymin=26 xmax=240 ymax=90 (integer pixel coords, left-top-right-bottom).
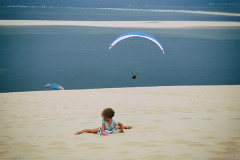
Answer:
xmin=0 ymin=85 xmax=240 ymax=160
xmin=0 ymin=20 xmax=240 ymax=28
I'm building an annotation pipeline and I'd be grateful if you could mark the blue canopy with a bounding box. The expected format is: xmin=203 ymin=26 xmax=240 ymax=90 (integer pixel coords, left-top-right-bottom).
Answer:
xmin=109 ymin=32 xmax=164 ymax=54
xmin=43 ymin=83 xmax=64 ymax=90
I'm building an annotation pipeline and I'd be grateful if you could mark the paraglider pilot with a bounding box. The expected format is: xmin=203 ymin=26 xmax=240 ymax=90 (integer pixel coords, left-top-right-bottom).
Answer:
xmin=132 ymin=73 xmax=137 ymax=79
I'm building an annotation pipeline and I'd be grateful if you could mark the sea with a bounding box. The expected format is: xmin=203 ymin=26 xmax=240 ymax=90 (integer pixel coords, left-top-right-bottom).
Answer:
xmin=0 ymin=3 xmax=240 ymax=92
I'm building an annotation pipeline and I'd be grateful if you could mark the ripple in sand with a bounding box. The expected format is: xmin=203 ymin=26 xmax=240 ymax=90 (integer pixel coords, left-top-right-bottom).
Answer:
xmin=121 ymin=139 xmax=159 ymax=147
xmin=144 ymin=154 xmax=168 ymax=159
xmin=188 ymin=142 xmax=209 ymax=147
xmin=200 ymin=136 xmax=217 ymax=140
xmin=211 ymin=147 xmax=239 ymax=155
xmin=189 ymin=129 xmax=200 ymax=132
xmin=171 ymin=139 xmax=209 ymax=147
xmin=121 ymin=141 xmax=146 ymax=146
xmin=179 ymin=117 xmax=192 ymax=120
xmin=207 ymin=109 xmax=218 ymax=113
xmin=144 ymin=126 xmax=156 ymax=131
xmin=64 ymin=117 xmax=76 ymax=121
xmin=208 ymin=158 xmax=228 ymax=160
xmin=3 ymin=125 xmax=13 ymax=128
xmin=230 ymin=118 xmax=240 ymax=120
xmin=212 ymin=141 xmax=240 ymax=155
xmin=179 ymin=154 xmax=194 ymax=158
xmin=218 ymin=141 xmax=238 ymax=146
xmin=202 ymin=118 xmax=212 ymax=120
xmin=78 ymin=143 xmax=107 ymax=150
xmin=49 ymin=141 xmax=67 ymax=146
xmin=80 ymin=121 xmax=92 ymax=125
xmin=15 ymin=142 xmax=40 ymax=148
xmin=48 ymin=146 xmax=68 ymax=151
xmin=17 ymin=124 xmax=25 ymax=128
xmin=118 ymin=151 xmax=131 ymax=154
xmin=0 ymin=143 xmax=10 ymax=151
xmin=153 ymin=120 xmax=163 ymax=123
xmin=230 ymin=137 xmax=240 ymax=141
xmin=0 ymin=151 xmax=9 ymax=156
xmin=22 ymin=148 xmax=37 ymax=153
xmin=171 ymin=139 xmax=190 ymax=144
xmin=48 ymin=141 xmax=68 ymax=151
xmin=5 ymin=156 xmax=22 ymax=160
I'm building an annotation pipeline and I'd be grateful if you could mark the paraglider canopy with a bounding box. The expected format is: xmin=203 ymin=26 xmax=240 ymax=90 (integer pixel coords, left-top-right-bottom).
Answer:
xmin=109 ymin=32 xmax=164 ymax=54
xmin=43 ymin=83 xmax=64 ymax=90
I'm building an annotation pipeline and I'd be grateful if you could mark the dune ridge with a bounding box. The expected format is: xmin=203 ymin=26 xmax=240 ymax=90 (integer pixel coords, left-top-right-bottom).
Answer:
xmin=0 ymin=85 xmax=240 ymax=159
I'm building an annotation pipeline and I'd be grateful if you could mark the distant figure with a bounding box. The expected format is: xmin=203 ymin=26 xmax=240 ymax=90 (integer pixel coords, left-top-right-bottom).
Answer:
xmin=75 ymin=108 xmax=132 ymax=135
xmin=132 ymin=73 xmax=137 ymax=79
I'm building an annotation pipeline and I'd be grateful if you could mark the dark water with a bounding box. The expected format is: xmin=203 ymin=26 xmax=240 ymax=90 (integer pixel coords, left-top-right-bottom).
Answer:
xmin=0 ymin=0 xmax=239 ymax=13
xmin=0 ymin=7 xmax=240 ymax=21
xmin=0 ymin=26 xmax=240 ymax=92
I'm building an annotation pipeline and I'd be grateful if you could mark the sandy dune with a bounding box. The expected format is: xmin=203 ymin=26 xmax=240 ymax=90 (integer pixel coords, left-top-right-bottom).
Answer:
xmin=0 ymin=85 xmax=240 ymax=160
xmin=0 ymin=20 xmax=240 ymax=29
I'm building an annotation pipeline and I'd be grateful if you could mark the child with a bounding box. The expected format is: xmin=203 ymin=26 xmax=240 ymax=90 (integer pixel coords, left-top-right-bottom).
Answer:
xmin=75 ymin=108 xmax=132 ymax=135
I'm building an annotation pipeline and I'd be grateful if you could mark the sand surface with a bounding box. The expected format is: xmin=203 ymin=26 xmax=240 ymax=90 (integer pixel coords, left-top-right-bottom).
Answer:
xmin=0 ymin=20 xmax=240 ymax=28
xmin=0 ymin=85 xmax=240 ymax=160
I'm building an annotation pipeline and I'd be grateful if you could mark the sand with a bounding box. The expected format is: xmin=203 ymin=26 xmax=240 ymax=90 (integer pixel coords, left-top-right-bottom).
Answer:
xmin=0 ymin=85 xmax=240 ymax=160
xmin=0 ymin=20 xmax=240 ymax=28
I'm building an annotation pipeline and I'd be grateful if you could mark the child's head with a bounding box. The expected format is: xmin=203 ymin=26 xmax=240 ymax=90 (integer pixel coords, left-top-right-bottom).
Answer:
xmin=102 ymin=108 xmax=115 ymax=119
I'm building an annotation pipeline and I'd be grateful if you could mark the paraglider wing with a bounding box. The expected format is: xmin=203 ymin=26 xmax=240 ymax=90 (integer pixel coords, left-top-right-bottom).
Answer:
xmin=109 ymin=32 xmax=164 ymax=54
xmin=44 ymin=83 xmax=65 ymax=90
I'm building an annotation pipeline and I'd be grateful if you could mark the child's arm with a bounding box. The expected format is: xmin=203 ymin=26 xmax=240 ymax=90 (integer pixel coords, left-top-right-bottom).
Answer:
xmin=118 ymin=122 xmax=124 ymax=133
xmin=101 ymin=123 xmax=105 ymax=134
